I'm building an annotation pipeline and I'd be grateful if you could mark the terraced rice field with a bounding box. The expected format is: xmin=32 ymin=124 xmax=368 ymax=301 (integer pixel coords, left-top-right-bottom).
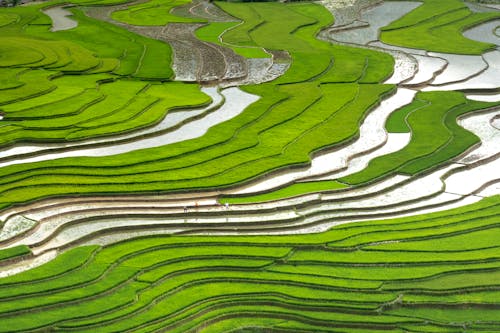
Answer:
xmin=0 ymin=0 xmax=499 ymax=331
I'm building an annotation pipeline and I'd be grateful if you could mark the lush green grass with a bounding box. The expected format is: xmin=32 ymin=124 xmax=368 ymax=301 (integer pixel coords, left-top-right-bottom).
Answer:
xmin=380 ymin=0 xmax=500 ymax=54
xmin=0 ymin=197 xmax=497 ymax=332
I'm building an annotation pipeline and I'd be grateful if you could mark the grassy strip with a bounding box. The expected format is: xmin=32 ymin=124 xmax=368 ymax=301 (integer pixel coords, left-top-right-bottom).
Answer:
xmin=222 ymin=180 xmax=347 ymax=204
xmin=0 ymin=245 xmax=30 ymax=262
xmin=380 ymin=0 xmax=500 ymax=54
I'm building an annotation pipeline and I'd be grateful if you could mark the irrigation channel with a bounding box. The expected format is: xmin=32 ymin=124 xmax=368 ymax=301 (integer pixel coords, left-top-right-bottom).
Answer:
xmin=0 ymin=0 xmax=499 ymax=277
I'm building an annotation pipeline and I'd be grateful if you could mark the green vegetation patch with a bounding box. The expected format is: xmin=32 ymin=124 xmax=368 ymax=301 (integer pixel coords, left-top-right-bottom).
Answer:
xmin=195 ymin=21 xmax=269 ymax=58
xmin=0 ymin=197 xmax=498 ymax=332
xmin=380 ymin=0 xmax=500 ymax=54
xmin=111 ymin=0 xmax=203 ymax=25
xmin=0 ymin=79 xmax=209 ymax=146
xmin=341 ymin=91 xmax=499 ymax=185
xmin=0 ymin=245 xmax=30 ymax=262
xmin=0 ymin=13 xmax=19 ymax=27
xmin=222 ymin=180 xmax=347 ymax=204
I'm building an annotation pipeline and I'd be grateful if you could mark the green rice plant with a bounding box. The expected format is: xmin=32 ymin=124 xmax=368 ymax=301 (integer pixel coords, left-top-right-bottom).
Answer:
xmin=388 ymin=306 xmax=500 ymax=324
xmin=75 ymin=298 xmax=408 ymax=333
xmin=222 ymin=180 xmax=347 ymax=204
xmin=0 ymin=262 xmax=108 ymax=299
xmin=0 ymin=1 xmax=398 ymax=207
xmin=0 ymin=246 xmax=97 ymax=285
xmin=0 ymin=198 xmax=498 ymax=331
xmin=288 ymin=242 xmax=500 ymax=265
xmin=135 ymin=258 xmax=272 ymax=283
xmin=65 ymin=274 xmax=393 ymax=332
xmin=0 ymin=69 xmax=55 ymax=106
xmin=86 ymin=58 xmax=120 ymax=74
xmin=2 ymin=80 xmax=146 ymax=128
xmin=27 ymin=8 xmax=173 ymax=79
xmin=364 ymin=227 xmax=500 ymax=252
xmin=326 ymin=204 xmax=500 ymax=248
xmin=384 ymin=268 xmax=500 ymax=291
xmin=195 ymin=21 xmax=269 ymax=58
xmin=380 ymin=0 xmax=500 ymax=54
xmin=404 ymin=289 xmax=500 ymax=304
xmin=0 ymin=13 xmax=19 ymax=27
xmin=1 ymin=73 xmax=111 ymax=114
xmin=0 ymin=38 xmax=46 ymax=67
xmin=133 ymin=39 xmax=174 ymax=79
xmin=0 ymin=80 xmax=209 ymax=145
xmin=382 ymin=0 xmax=466 ymax=31
xmin=269 ymin=260 xmax=500 ymax=282
xmin=0 ymin=68 xmax=24 ymax=90
xmin=0 ymin=265 xmax=138 ymax=315
xmin=341 ymin=92 xmax=499 ymax=185
xmin=0 ymin=281 xmax=148 ymax=333
xmin=216 ymin=2 xmax=263 ymax=47
xmin=120 ymin=245 xmax=291 ymax=270
xmin=0 ymin=82 xmax=390 ymax=206
xmin=399 ymin=99 xmax=495 ymax=175
xmin=3 ymin=89 xmax=104 ymax=120
xmin=111 ymin=0 xmax=203 ymax=26
xmin=0 ymin=245 xmax=30 ymax=262
xmin=385 ymin=98 xmax=429 ymax=133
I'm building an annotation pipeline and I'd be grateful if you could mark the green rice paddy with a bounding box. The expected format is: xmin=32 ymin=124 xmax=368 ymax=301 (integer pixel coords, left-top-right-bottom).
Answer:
xmin=0 ymin=0 xmax=499 ymax=331
xmin=0 ymin=197 xmax=498 ymax=331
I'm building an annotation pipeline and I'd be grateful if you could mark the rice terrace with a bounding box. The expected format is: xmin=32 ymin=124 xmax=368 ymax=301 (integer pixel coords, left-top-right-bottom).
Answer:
xmin=0 ymin=0 xmax=499 ymax=330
